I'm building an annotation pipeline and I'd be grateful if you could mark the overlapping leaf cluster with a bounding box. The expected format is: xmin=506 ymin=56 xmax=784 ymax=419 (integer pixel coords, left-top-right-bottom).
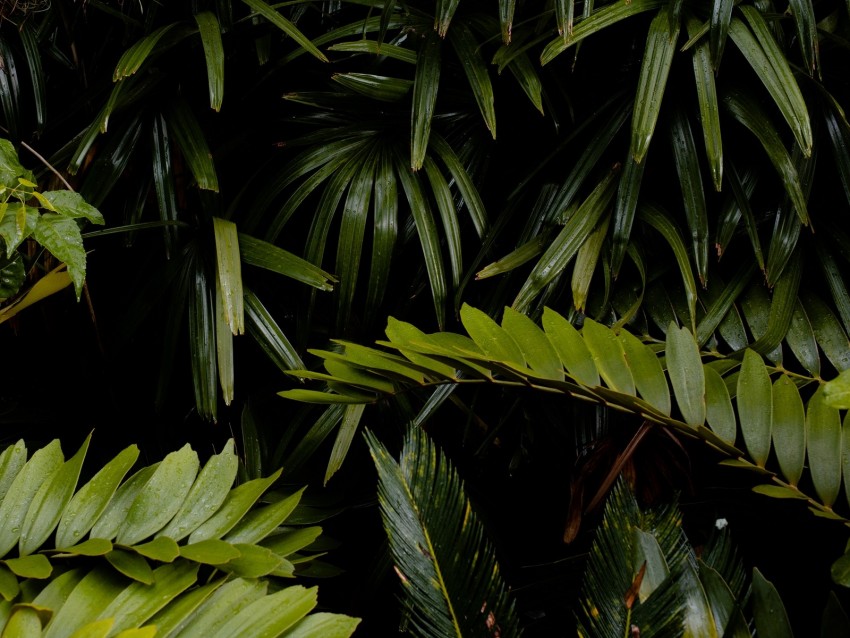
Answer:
xmin=0 ymin=436 xmax=358 ymax=637
xmin=282 ymin=304 xmax=850 ymax=528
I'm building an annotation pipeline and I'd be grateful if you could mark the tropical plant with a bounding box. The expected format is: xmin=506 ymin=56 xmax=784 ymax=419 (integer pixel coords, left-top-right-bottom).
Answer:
xmin=0 ymin=434 xmax=360 ymax=636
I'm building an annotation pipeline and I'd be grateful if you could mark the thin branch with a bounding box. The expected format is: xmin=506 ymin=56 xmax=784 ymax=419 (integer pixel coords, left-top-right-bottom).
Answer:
xmin=19 ymin=140 xmax=74 ymax=191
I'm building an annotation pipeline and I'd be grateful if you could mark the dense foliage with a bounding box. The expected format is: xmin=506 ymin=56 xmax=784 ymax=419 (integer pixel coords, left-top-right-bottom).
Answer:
xmin=3 ymin=0 xmax=850 ymax=632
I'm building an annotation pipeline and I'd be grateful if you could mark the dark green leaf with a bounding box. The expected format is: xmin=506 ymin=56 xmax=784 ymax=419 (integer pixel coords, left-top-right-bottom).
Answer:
xmin=194 ymin=12 xmax=225 ymax=111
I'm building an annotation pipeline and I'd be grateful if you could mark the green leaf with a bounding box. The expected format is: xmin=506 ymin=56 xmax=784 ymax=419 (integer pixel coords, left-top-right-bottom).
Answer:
xmin=0 ymin=441 xmax=26 ymax=504
xmin=630 ymin=10 xmax=680 ymax=164
xmin=113 ymin=24 xmax=179 ymax=80
xmin=324 ymin=405 xmax=364 ymax=486
xmin=666 ymin=324 xmax=706 ymax=426
xmin=194 ymin=12 xmax=224 ymax=111
xmin=180 ymin=539 xmax=241 ymax=565
xmin=0 ymin=566 xmax=18 ymax=601
xmin=366 ymin=428 xmax=519 ymax=637
xmin=165 ymin=99 xmax=220 ymax=192
xmin=502 ymin=307 xmax=564 ymax=381
xmin=786 ymin=301 xmax=820 ymax=377
xmin=737 ymin=349 xmax=773 ymax=467
xmin=804 ymin=292 xmax=850 ymax=372
xmin=571 ymin=214 xmax=609 ymax=312
xmin=33 ymin=214 xmax=86 ymax=300
xmin=0 ymin=140 xmax=32 ymax=188
xmin=221 ymin=543 xmax=286 ymax=578
xmin=582 ymin=319 xmax=635 ymax=396
xmin=56 ymin=539 xmax=113 ymax=557
xmin=44 ymin=567 xmax=125 ymax=638
xmin=704 ymin=365 xmax=736 ymax=444
xmin=20 ymin=435 xmax=90 ymax=556
xmin=0 ymin=252 xmax=24 ymax=298
xmin=263 ymin=527 xmax=323 ymax=558
xmin=542 ymin=308 xmax=600 ymax=386
xmin=5 ymin=554 xmax=51 ymax=578
xmin=827 ymin=370 xmax=850 ymax=410
xmin=722 ymin=89 xmax=808 ymax=224
xmin=3 ymin=606 xmax=43 ymax=637
xmin=423 ymin=157 xmax=461 ymax=290
xmin=116 ymin=444 xmax=200 ymax=546
xmin=89 ymin=464 xmax=159 ymax=541
xmin=225 ymin=487 xmax=305 ymax=544
xmin=168 ymin=578 xmax=267 ymax=638
xmin=326 ymin=40 xmax=416 ymax=64
xmin=244 ymin=289 xmax=305 ymax=373
xmin=213 ymin=217 xmax=244 ymax=335
xmin=772 ymin=375 xmax=806 ymax=486
xmin=0 ymin=202 xmax=39 ymax=257
xmin=215 ymin=273 xmax=235 ymax=406
xmin=429 ymin=134 xmax=488 ymax=238
xmin=188 ymin=470 xmax=281 ymax=543
xmin=105 ymin=550 xmax=154 ymax=584
xmin=619 ymin=330 xmax=670 ymax=415
xmin=189 ymin=250 xmax=218 ymax=422
xmin=460 ymin=305 xmax=524 ymax=367
xmin=331 ymin=73 xmax=412 ymax=102
xmin=752 ymin=568 xmax=793 ymax=638
xmin=157 ymin=439 xmax=238 ymax=542
xmin=279 ymin=613 xmax=360 ymax=638
xmin=132 ymin=537 xmax=179 ymax=563
xmin=448 ymin=23 xmax=495 ymax=138
xmin=41 ymin=192 xmax=104 ymax=225
xmin=241 ymin=0 xmax=328 ymax=63
xmin=0 ymin=440 xmax=63 ymax=557
xmin=208 ymin=585 xmax=317 ymax=638
xmin=411 ymin=31 xmax=441 ymax=171
xmin=807 ymin=387 xmax=842 ymax=508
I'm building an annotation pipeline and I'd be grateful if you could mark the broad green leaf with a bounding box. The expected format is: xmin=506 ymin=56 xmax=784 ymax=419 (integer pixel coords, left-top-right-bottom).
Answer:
xmin=241 ymin=0 xmax=328 ymax=62
xmin=786 ymin=301 xmax=820 ymax=377
xmin=804 ymin=292 xmax=850 ymax=372
xmin=820 ymin=592 xmax=850 ymax=636
xmin=279 ymin=613 xmax=360 ymax=638
xmin=698 ymin=563 xmax=746 ymax=638
xmin=666 ymin=324 xmax=705 ymax=426
xmin=33 ymin=214 xmax=86 ymax=299
xmin=41 ymin=192 xmax=104 ymax=225
xmin=461 ymin=305 xmax=524 ymax=367
xmin=5 ymin=554 xmax=51 ymax=578
xmin=411 ymin=31 xmax=441 ymax=171
xmin=208 ymin=585 xmax=317 ymax=638
xmin=542 ymin=308 xmax=600 ymax=386
xmin=828 ymin=371 xmax=850 ymax=410
xmin=223 ymin=487 xmax=302 ymax=545
xmin=31 ymin=568 xmax=84 ymax=610
xmin=0 ymin=441 xmax=26 ymax=504
xmin=0 ymin=203 xmax=37 ymax=257
xmin=703 ymin=366 xmax=738 ymax=445
xmin=96 ymin=562 xmax=198 ymax=634
xmin=633 ymin=529 xmax=669 ymax=601
xmin=772 ymin=375 xmax=806 ymax=486
xmin=263 ymin=527 xmax=323 ymax=557
xmin=0 ymin=252 xmax=24 ymax=298
xmin=56 ymin=539 xmax=113 ymax=557
xmin=43 ymin=567 xmax=125 ymax=638
xmin=752 ymin=568 xmax=793 ymax=638
xmin=2 ymin=606 xmax=42 ymax=637
xmin=737 ymin=349 xmax=773 ymax=467
xmin=502 ymin=307 xmax=564 ymax=380
xmin=0 ymin=565 xmax=17 ymax=601
xmin=0 ymin=139 xmax=32 ymax=188
xmin=384 ymin=318 xmax=457 ymax=380
xmin=170 ymin=578 xmax=267 ymax=638
xmin=213 ymin=217 xmax=244 ymax=335
xmin=619 ymin=330 xmax=670 ymax=415
xmin=157 ymin=439 xmax=238 ymax=542
xmin=132 ymin=537 xmax=180 ymax=563
xmin=277 ymin=390 xmax=374 ymax=405
xmin=90 ymin=464 xmax=160 ymax=541
xmin=831 ymin=550 xmax=850 ymax=588
xmin=188 ymin=470 xmax=281 ymax=543
xmin=221 ymin=543 xmax=285 ymax=578
xmin=751 ymin=250 xmax=801 ymax=356
xmin=106 ymin=550 xmax=154 ymax=584
xmin=0 ymin=440 xmax=63 ymax=557
xmin=807 ymin=387 xmax=842 ymax=508
xmin=194 ymin=12 xmax=224 ymax=111
xmin=751 ymin=484 xmax=808 ymax=499
xmin=740 ymin=284 xmax=782 ymax=365
xmin=115 ymin=627 xmax=156 ymax=638
xmin=20 ymin=435 xmax=90 ymax=556
xmin=144 ymin=580 xmax=221 ymax=637
xmin=116 ymin=444 xmax=199 ymax=546
xmin=630 ymin=10 xmax=680 ymax=164
xmin=68 ymin=618 xmax=113 ymax=638
xmin=113 ymin=24 xmax=178 ymax=80
xmin=180 ymin=539 xmax=241 ymax=565
xmin=582 ymin=319 xmax=635 ymax=395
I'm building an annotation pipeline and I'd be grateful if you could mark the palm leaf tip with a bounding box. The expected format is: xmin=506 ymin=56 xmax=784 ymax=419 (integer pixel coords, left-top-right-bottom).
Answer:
xmin=366 ymin=428 xmax=520 ymax=637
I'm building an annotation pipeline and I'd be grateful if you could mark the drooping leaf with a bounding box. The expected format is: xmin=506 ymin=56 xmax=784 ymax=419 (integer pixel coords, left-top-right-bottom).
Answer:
xmin=411 ymin=31 xmax=441 ymax=171
xmin=194 ymin=12 xmax=225 ymax=111
xmin=33 ymin=215 xmax=86 ymax=300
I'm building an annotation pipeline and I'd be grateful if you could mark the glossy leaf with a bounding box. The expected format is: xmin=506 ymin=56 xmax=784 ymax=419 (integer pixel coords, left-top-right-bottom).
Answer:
xmin=686 ymin=15 xmax=723 ymax=190
xmin=807 ymin=388 xmax=842 ymax=508
xmin=113 ymin=24 xmax=179 ymax=81
xmin=542 ymin=308 xmax=600 ymax=386
xmin=194 ymin=12 xmax=225 ymax=111
xmin=411 ymin=31 xmax=441 ymax=171
xmin=502 ymin=306 xmax=564 ymax=381
xmin=772 ymin=375 xmax=806 ymax=486
xmin=665 ymin=324 xmax=705 ymax=426
xmin=33 ymin=215 xmax=86 ymax=299
xmin=324 ymin=405 xmax=364 ymax=486
xmin=582 ymin=319 xmax=635 ymax=395
xmin=448 ymin=23 xmax=496 ymax=138
xmin=752 ymin=568 xmax=794 ymax=638
xmin=704 ymin=365 xmax=736 ymax=445
xmin=737 ymin=349 xmax=773 ymax=467
xmin=620 ymin=330 xmax=670 ymax=415
xmin=241 ymin=0 xmax=328 ymax=62
xmin=165 ymin=100 xmax=220 ymax=192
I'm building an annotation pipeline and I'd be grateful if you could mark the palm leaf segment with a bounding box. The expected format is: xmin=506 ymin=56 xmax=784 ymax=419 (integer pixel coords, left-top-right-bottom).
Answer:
xmin=580 ymin=478 xmax=800 ymax=637
xmin=366 ymin=427 xmax=520 ymax=637
xmin=0 ymin=435 xmax=359 ymax=637
xmin=282 ymin=304 xmax=849 ymax=527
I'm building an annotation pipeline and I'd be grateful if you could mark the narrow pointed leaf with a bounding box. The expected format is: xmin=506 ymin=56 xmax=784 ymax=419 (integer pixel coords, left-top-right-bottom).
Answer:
xmin=429 ymin=134 xmax=488 ymax=238
xmin=0 ymin=441 xmax=26 ymax=504
xmin=209 ymin=585 xmax=317 ymax=638
xmin=241 ymin=0 xmax=328 ymax=62
xmin=571 ymin=214 xmax=609 ymax=312
xmin=786 ymin=302 xmax=820 ymax=377
xmin=243 ymin=289 xmax=303 ymax=371
xmin=90 ymin=465 xmax=160 ymax=541
xmin=113 ymin=24 xmax=179 ymax=80
xmin=213 ymin=217 xmax=244 ymax=335
xmin=166 ymin=100 xmax=220 ymax=192
xmin=324 ymin=405 xmax=365 ymax=485
xmin=239 ymin=234 xmax=336 ymax=291
xmin=448 ymin=24 xmax=496 ymax=138
xmin=215 ymin=275 xmax=235 ymax=405
xmin=803 ymin=292 xmax=850 ymax=371
xmin=611 ymin=156 xmax=646 ymax=277
xmin=630 ymin=10 xmax=680 ymax=164
xmin=194 ymin=12 xmax=224 ymax=111
xmin=190 ymin=252 xmax=217 ymax=422
xmin=411 ymin=31 xmax=441 ymax=171
xmin=278 ymin=613 xmax=360 ymax=638
xmin=752 ymin=568 xmax=794 ymax=638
